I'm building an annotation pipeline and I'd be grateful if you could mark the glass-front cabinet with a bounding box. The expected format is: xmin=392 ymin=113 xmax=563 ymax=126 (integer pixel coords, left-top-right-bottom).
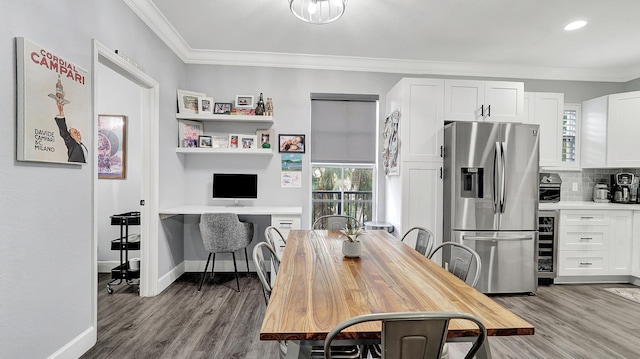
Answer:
xmin=562 ymin=103 xmax=580 ymax=166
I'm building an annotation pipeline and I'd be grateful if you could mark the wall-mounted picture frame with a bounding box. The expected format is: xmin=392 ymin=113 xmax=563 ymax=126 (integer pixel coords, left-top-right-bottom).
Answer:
xmin=235 ymin=95 xmax=254 ymax=108
xmin=214 ymin=102 xmax=232 ymax=114
xmin=178 ymin=119 xmax=203 ymax=148
xmin=240 ymin=135 xmax=258 ymax=149
xmin=279 ymin=134 xmax=305 ymax=153
xmin=177 ymin=89 xmax=205 ymax=114
xmin=256 ymin=129 xmax=275 ymax=149
xmin=198 ymin=135 xmax=212 ymax=148
xmin=98 ymin=114 xmax=127 ymax=179
xmin=198 ymin=96 xmax=213 ymax=115
xmin=228 ymin=134 xmax=240 ymax=148
xmin=212 ymin=135 xmax=228 ymax=148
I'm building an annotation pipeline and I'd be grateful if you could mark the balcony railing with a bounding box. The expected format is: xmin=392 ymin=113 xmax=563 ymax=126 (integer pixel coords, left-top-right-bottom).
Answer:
xmin=311 ymin=190 xmax=373 ymax=225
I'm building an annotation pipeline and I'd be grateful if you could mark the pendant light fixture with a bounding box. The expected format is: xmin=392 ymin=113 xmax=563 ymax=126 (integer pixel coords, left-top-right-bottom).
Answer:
xmin=289 ymin=0 xmax=347 ymax=24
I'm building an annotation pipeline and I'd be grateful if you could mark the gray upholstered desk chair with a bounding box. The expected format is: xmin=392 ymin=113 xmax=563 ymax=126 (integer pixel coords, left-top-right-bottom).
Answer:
xmin=198 ymin=213 xmax=253 ymax=292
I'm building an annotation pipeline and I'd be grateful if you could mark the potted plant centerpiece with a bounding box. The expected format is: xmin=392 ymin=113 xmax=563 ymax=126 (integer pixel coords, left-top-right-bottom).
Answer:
xmin=341 ymin=223 xmax=364 ymax=258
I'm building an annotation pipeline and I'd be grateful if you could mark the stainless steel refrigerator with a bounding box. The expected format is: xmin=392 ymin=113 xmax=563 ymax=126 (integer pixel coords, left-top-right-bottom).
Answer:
xmin=443 ymin=121 xmax=539 ymax=294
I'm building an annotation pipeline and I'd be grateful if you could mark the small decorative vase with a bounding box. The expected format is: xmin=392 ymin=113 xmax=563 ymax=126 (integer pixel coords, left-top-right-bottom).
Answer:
xmin=342 ymin=240 xmax=362 ymax=258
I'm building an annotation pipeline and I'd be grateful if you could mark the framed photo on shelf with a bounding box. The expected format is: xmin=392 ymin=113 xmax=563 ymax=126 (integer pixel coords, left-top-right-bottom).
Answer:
xmin=177 ymin=89 xmax=205 ymax=114
xmin=178 ymin=119 xmax=203 ymax=148
xmin=198 ymin=97 xmax=213 ymax=115
xmin=228 ymin=134 xmax=240 ymax=149
xmin=98 ymin=114 xmax=127 ymax=179
xmin=256 ymin=129 xmax=275 ymax=149
xmin=240 ymin=135 xmax=258 ymax=149
xmin=279 ymin=134 xmax=305 ymax=153
xmin=198 ymin=135 xmax=212 ymax=148
xmin=235 ymin=95 xmax=254 ymax=108
xmin=213 ymin=102 xmax=232 ymax=114
xmin=212 ymin=136 xmax=228 ymax=148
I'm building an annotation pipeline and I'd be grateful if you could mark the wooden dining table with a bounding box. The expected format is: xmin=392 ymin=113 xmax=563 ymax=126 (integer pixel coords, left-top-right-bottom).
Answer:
xmin=259 ymin=229 xmax=534 ymax=359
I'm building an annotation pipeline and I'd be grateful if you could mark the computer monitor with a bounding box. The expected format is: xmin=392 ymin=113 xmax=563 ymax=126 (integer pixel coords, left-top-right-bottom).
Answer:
xmin=212 ymin=173 xmax=258 ymax=204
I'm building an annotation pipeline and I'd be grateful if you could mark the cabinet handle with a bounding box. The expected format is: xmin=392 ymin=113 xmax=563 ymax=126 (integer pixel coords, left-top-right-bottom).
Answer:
xmin=440 ymin=145 xmax=444 ymax=158
xmin=579 ymin=262 xmax=593 ymax=266
xmin=579 ymin=237 xmax=593 ymax=240
xmin=440 ymin=167 xmax=443 ymax=179
xmin=487 ymin=105 xmax=491 ymax=117
xmin=580 ymin=216 xmax=594 ymax=220
xmin=480 ymin=104 xmax=484 ymax=117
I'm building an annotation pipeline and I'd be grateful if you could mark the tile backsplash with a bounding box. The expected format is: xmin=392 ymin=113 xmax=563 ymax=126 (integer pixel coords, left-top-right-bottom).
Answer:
xmin=546 ymin=168 xmax=640 ymax=201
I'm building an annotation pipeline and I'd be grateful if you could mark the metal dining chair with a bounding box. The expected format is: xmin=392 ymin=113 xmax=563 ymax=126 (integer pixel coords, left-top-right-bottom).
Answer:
xmin=312 ymin=214 xmax=360 ymax=230
xmin=264 ymin=226 xmax=286 ymax=274
xmin=401 ymin=226 xmax=435 ymax=257
xmin=324 ymin=311 xmax=487 ymax=359
xmin=429 ymin=242 xmax=482 ymax=288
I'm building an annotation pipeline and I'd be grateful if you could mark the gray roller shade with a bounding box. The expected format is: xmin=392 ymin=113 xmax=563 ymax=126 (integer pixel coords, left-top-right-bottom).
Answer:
xmin=310 ymin=94 xmax=378 ymax=164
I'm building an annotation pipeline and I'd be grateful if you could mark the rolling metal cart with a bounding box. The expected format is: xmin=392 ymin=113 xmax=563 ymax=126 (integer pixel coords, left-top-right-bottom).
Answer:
xmin=107 ymin=211 xmax=141 ymax=294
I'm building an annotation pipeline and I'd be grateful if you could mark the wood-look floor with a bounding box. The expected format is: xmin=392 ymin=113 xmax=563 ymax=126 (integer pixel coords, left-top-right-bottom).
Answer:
xmin=82 ymin=274 xmax=640 ymax=359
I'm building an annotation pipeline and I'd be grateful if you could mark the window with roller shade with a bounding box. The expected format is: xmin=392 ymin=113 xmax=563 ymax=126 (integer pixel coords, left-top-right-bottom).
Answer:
xmin=310 ymin=94 xmax=378 ymax=225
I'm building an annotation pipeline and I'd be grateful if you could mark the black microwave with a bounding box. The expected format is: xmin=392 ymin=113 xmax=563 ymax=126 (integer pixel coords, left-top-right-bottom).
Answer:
xmin=539 ymin=186 xmax=561 ymax=203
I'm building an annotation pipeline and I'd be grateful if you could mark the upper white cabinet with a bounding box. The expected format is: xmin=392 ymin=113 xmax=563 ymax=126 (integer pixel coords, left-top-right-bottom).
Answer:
xmin=444 ymin=80 xmax=524 ymax=123
xmin=582 ymin=91 xmax=640 ymax=168
xmin=386 ymin=78 xmax=444 ymax=163
xmin=524 ymin=92 xmax=564 ymax=167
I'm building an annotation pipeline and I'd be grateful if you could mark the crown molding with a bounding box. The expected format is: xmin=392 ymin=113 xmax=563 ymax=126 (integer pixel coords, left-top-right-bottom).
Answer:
xmin=125 ymin=0 xmax=638 ymax=83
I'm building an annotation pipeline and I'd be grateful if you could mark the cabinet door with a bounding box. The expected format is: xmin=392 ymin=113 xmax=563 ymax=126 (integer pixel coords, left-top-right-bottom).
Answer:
xmin=400 ymin=162 xmax=443 ymax=247
xmin=607 ymin=91 xmax=640 ymax=168
xmin=403 ymin=79 xmax=445 ymax=162
xmin=609 ymin=211 xmax=632 ymax=275
xmin=523 ymin=92 xmax=534 ymax=124
xmin=558 ymin=250 xmax=608 ymax=276
xmin=444 ymin=79 xmax=484 ymax=121
xmin=632 ymin=211 xmax=640 ymax=278
xmin=483 ymin=81 xmax=525 ymax=123
xmin=530 ymin=92 xmax=564 ymax=167
xmin=580 ymin=95 xmax=607 ymax=168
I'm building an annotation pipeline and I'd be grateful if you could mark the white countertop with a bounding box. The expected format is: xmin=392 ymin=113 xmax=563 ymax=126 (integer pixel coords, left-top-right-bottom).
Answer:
xmin=539 ymin=201 xmax=640 ymax=210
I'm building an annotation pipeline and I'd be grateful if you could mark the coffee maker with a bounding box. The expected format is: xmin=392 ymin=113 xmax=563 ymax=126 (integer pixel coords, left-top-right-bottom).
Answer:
xmin=611 ymin=173 xmax=634 ymax=203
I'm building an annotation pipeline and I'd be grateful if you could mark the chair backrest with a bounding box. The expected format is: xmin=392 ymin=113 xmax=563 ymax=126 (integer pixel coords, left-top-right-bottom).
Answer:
xmin=199 ymin=213 xmax=254 ymax=253
xmin=429 ymin=242 xmax=482 ymax=288
xmin=253 ymin=241 xmax=278 ymax=305
xmin=312 ymin=215 xmax=360 ymax=230
xmin=401 ymin=227 xmax=435 ymax=257
xmin=324 ymin=311 xmax=487 ymax=359
xmin=264 ymin=225 xmax=287 ymax=248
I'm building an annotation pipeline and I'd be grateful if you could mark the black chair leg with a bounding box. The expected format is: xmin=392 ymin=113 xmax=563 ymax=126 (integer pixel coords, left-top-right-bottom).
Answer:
xmin=198 ymin=252 xmax=212 ymax=292
xmin=211 ymin=253 xmax=216 ymax=277
xmin=232 ymin=252 xmax=240 ymax=292
xmin=244 ymin=248 xmax=250 ymax=277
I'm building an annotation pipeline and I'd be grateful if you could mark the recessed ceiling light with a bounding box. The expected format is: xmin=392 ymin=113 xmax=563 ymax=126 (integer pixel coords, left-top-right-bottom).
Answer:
xmin=565 ymin=20 xmax=587 ymax=31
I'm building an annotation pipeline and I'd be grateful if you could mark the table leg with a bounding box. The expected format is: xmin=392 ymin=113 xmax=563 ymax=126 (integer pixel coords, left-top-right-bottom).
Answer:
xmin=286 ymin=341 xmax=312 ymax=359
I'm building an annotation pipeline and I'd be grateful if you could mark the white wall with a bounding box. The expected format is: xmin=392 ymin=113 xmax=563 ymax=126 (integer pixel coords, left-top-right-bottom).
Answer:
xmin=0 ymin=1 xmax=185 ymax=357
xmin=96 ymin=62 xmax=142 ymax=265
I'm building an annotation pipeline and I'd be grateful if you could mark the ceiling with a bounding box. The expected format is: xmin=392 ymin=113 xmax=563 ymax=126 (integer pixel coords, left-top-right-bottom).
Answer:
xmin=125 ymin=0 xmax=640 ymax=82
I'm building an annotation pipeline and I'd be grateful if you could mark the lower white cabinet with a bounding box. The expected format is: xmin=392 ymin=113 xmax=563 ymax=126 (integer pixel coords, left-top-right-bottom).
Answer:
xmin=270 ymin=215 xmax=300 ymax=250
xmin=558 ymin=210 xmax=632 ymax=277
xmin=632 ymin=211 xmax=640 ymax=278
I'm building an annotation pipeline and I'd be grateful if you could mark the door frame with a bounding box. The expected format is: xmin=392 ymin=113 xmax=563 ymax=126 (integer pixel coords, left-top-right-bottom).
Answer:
xmin=92 ymin=39 xmax=160 ymax=310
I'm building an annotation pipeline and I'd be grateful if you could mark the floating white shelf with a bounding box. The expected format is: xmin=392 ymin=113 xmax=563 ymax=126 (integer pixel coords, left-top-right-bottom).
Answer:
xmin=175 ymin=113 xmax=273 ymax=125
xmin=175 ymin=147 xmax=274 ymax=155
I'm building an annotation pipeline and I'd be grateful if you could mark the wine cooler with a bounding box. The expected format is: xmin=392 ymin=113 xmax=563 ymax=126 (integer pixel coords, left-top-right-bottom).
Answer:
xmin=538 ymin=210 xmax=558 ymax=283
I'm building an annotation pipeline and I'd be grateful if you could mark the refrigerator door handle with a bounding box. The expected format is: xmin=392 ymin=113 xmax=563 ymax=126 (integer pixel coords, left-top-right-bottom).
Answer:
xmin=499 ymin=141 xmax=506 ymax=213
xmin=463 ymin=235 xmax=533 ymax=242
xmin=493 ymin=142 xmax=500 ymax=213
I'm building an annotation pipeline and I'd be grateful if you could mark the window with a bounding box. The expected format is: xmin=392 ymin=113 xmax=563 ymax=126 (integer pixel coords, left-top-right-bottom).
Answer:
xmin=310 ymin=93 xmax=378 ymax=225
xmin=562 ymin=103 xmax=581 ymax=165
xmin=312 ymin=165 xmax=374 ymax=225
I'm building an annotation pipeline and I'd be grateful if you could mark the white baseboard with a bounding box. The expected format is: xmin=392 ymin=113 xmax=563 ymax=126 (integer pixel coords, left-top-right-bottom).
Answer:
xmin=554 ymin=275 xmax=631 ymax=284
xmin=47 ymin=326 xmax=96 ymax=359
xmin=98 ymin=261 xmax=119 ymax=273
xmin=157 ymin=261 xmax=185 ymax=294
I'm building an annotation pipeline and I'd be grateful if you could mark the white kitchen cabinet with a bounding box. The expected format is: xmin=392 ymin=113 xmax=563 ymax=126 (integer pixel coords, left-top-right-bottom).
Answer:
xmin=524 ymin=92 xmax=564 ymax=167
xmin=581 ymin=91 xmax=640 ymax=168
xmin=558 ymin=210 xmax=632 ymax=277
xmin=632 ymin=211 xmax=640 ymax=278
xmin=386 ymin=78 xmax=444 ymax=162
xmin=444 ymin=80 xmax=524 ymax=122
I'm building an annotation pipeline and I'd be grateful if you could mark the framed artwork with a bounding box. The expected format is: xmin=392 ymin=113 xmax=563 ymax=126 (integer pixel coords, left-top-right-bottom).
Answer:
xmin=213 ymin=102 xmax=232 ymax=114
xmin=177 ymin=89 xmax=205 ymax=114
xmin=16 ymin=37 xmax=90 ymax=165
xmin=198 ymin=135 xmax=212 ymax=148
xmin=256 ymin=129 xmax=275 ymax=149
xmin=98 ymin=114 xmax=127 ymax=179
xmin=240 ymin=135 xmax=258 ymax=149
xmin=178 ymin=119 xmax=203 ymax=148
xmin=279 ymin=134 xmax=305 ymax=153
xmin=382 ymin=110 xmax=400 ymax=175
xmin=235 ymin=95 xmax=254 ymax=108
xmin=228 ymin=134 xmax=240 ymax=148
xmin=198 ymin=97 xmax=213 ymax=115
xmin=212 ymin=136 xmax=228 ymax=148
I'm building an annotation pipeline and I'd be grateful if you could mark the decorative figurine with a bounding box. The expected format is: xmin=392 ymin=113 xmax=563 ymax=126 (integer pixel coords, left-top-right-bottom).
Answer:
xmin=255 ymin=93 xmax=266 ymax=116
xmin=265 ymin=97 xmax=273 ymax=116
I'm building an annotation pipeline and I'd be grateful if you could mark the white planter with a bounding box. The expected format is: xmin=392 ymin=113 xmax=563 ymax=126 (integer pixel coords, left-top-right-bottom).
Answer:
xmin=342 ymin=240 xmax=362 ymax=258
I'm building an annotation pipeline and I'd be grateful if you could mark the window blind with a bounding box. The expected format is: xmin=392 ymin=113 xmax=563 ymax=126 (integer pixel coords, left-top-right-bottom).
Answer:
xmin=310 ymin=93 xmax=378 ymax=164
